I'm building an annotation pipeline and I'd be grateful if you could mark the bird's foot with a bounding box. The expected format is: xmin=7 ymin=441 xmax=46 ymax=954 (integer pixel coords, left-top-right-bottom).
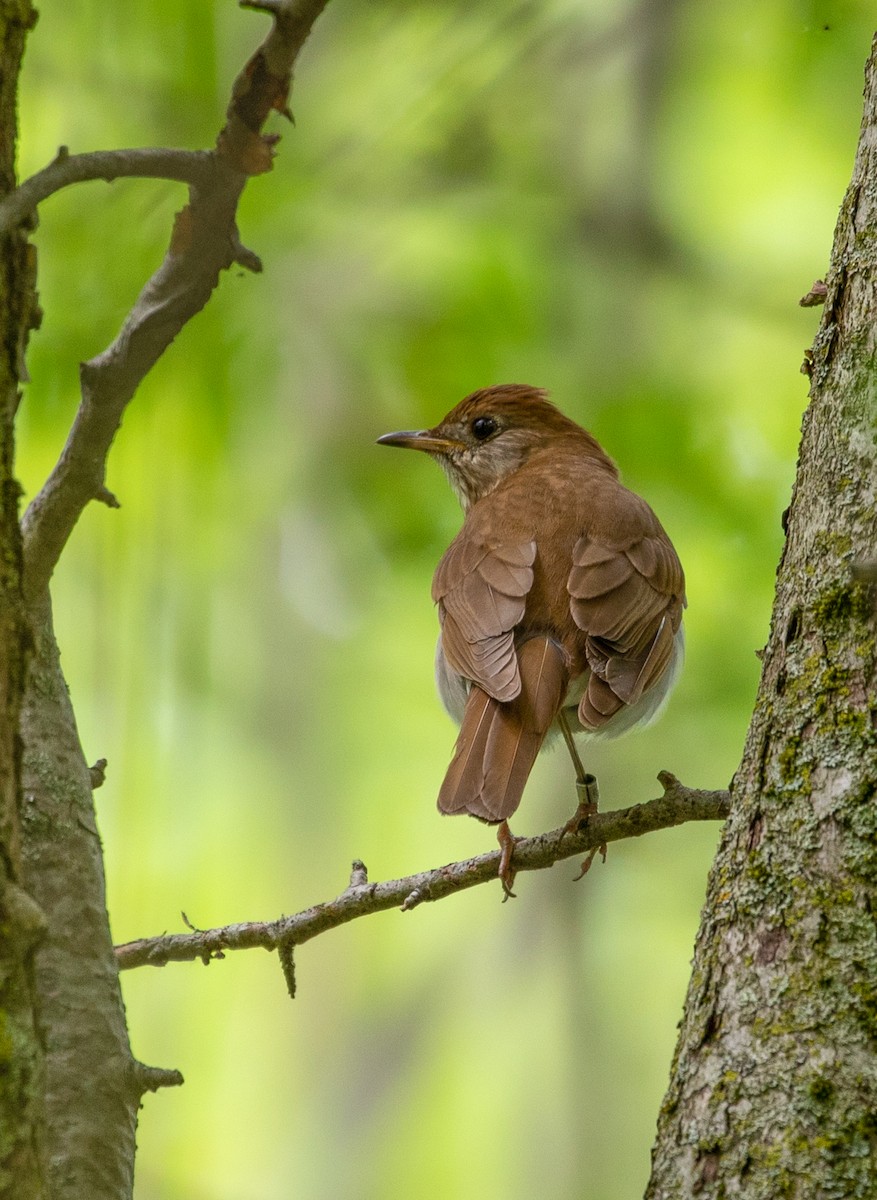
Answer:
xmin=497 ymin=820 xmax=519 ymax=901
xmin=558 ymin=774 xmax=607 ymax=880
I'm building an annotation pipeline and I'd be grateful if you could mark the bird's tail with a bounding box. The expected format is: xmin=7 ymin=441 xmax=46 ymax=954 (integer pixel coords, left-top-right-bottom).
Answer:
xmin=437 ymin=636 xmax=568 ymax=823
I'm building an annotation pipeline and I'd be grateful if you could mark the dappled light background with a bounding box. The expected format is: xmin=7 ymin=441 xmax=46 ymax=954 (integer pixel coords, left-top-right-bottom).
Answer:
xmin=17 ymin=2 xmax=873 ymax=1197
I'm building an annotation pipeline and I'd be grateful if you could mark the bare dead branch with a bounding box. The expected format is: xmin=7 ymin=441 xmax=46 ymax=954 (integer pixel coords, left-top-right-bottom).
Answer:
xmin=130 ymin=1062 xmax=185 ymax=1096
xmin=0 ymin=148 xmax=217 ymax=235
xmin=94 ymin=486 xmax=120 ymax=509
xmin=277 ymin=940 xmax=297 ymax=999
xmin=115 ymin=775 xmax=730 ymax=974
xmin=20 ymin=0 xmax=331 ymax=601
xmin=88 ymin=758 xmax=108 ymax=790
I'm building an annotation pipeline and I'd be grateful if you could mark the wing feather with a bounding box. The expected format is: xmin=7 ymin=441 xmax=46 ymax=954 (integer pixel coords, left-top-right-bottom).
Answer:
xmin=568 ymin=527 xmax=685 ymax=730
xmin=432 ymin=533 xmax=536 ymax=701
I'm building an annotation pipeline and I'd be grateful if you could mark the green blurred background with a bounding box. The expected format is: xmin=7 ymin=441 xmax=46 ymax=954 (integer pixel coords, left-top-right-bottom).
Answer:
xmin=16 ymin=2 xmax=872 ymax=1197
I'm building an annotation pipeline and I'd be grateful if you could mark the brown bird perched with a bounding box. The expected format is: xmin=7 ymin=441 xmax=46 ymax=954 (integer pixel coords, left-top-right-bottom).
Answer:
xmin=378 ymin=385 xmax=685 ymax=896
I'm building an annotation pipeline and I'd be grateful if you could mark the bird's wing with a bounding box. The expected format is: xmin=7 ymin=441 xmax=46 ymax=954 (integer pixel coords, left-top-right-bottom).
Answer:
xmin=432 ymin=533 xmax=537 ymax=702
xmin=567 ymin=515 xmax=685 ymax=729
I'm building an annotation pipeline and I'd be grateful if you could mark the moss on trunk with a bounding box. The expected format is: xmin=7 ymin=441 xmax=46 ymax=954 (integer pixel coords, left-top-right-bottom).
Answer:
xmin=646 ymin=33 xmax=877 ymax=1200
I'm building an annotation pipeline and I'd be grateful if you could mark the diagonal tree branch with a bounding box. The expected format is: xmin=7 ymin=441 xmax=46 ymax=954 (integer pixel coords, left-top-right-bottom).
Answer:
xmin=19 ymin=0 xmax=331 ymax=602
xmin=115 ymin=774 xmax=730 ymax=975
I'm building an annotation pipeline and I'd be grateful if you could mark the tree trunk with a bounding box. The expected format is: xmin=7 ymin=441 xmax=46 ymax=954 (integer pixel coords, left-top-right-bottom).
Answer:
xmin=0 ymin=2 xmax=45 ymax=1197
xmin=646 ymin=33 xmax=877 ymax=1199
xmin=20 ymin=592 xmax=142 ymax=1200
xmin=0 ymin=0 xmax=141 ymax=1185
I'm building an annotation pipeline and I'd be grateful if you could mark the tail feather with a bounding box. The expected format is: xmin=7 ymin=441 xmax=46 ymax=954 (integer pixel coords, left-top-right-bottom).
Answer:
xmin=437 ymin=637 xmax=568 ymax=823
xmin=436 ymin=687 xmax=494 ymax=816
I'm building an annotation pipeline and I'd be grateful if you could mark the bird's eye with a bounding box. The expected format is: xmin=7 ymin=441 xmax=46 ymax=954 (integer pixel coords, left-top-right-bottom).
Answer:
xmin=471 ymin=416 xmax=498 ymax=441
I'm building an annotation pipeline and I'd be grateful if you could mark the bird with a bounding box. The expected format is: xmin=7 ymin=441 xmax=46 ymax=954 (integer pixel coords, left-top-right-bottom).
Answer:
xmin=378 ymin=384 xmax=686 ymax=896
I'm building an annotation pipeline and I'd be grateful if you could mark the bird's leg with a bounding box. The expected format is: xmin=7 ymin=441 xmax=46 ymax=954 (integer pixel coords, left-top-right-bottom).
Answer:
xmin=556 ymin=708 xmax=607 ymax=875
xmin=496 ymin=820 xmax=519 ymax=901
xmin=558 ymin=708 xmax=600 ymax=820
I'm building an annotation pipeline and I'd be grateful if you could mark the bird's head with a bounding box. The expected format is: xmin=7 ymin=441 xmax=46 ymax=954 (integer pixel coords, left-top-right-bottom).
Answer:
xmin=378 ymin=384 xmax=609 ymax=509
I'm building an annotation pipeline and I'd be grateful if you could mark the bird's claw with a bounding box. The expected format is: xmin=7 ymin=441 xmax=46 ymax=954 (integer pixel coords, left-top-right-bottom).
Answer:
xmin=572 ymin=842 xmax=608 ymax=881
xmin=497 ymin=820 xmax=519 ymax=901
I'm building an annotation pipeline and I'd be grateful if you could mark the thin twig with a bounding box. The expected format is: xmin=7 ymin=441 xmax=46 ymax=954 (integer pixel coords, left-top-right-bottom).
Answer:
xmin=88 ymin=758 xmax=108 ymax=790
xmin=0 ymin=148 xmax=217 ymax=235
xmin=130 ymin=1062 xmax=185 ymax=1095
xmin=115 ymin=775 xmax=730 ymax=973
xmin=277 ymin=940 xmax=297 ymax=999
xmin=20 ymin=0 xmax=331 ymax=601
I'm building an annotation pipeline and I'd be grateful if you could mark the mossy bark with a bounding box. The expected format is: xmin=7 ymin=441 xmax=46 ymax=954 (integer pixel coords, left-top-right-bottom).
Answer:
xmin=20 ymin=593 xmax=141 ymax=1200
xmin=646 ymin=34 xmax=877 ymax=1200
xmin=0 ymin=2 xmax=44 ymax=1198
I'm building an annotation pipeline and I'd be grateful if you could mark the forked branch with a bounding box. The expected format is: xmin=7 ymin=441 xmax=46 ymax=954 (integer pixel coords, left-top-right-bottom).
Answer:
xmin=19 ymin=0 xmax=331 ymax=601
xmin=115 ymin=774 xmax=730 ymax=977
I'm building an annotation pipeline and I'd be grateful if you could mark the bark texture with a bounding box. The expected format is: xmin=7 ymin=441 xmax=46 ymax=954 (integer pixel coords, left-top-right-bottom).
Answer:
xmin=646 ymin=35 xmax=877 ymax=1200
xmin=19 ymin=593 xmax=143 ymax=1200
xmin=0 ymin=2 xmax=45 ymax=1198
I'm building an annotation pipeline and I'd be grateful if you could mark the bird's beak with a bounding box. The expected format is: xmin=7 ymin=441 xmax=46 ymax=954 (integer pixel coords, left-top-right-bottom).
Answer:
xmin=376 ymin=429 xmax=464 ymax=454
